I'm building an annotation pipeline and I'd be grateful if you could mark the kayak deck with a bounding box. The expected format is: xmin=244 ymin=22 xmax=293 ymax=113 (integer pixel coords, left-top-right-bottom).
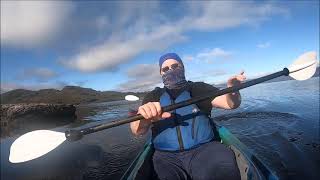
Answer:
xmin=121 ymin=126 xmax=278 ymax=180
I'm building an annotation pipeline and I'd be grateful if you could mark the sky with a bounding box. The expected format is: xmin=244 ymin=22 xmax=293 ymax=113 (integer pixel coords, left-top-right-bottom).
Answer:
xmin=1 ymin=1 xmax=319 ymax=93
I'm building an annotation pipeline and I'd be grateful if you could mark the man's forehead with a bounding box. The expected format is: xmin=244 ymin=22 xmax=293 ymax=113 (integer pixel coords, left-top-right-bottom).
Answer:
xmin=161 ymin=59 xmax=180 ymax=66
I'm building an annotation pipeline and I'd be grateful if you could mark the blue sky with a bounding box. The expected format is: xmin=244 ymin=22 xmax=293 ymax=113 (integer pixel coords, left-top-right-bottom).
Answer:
xmin=1 ymin=1 xmax=319 ymax=92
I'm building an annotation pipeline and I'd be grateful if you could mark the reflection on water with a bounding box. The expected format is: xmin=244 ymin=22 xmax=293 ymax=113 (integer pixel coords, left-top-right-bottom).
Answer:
xmin=1 ymin=77 xmax=319 ymax=179
xmin=1 ymin=100 xmax=146 ymax=180
xmin=213 ymin=77 xmax=320 ymax=179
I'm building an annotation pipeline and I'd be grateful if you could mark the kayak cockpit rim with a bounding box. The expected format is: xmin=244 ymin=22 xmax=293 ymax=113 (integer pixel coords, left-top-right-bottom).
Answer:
xmin=121 ymin=125 xmax=279 ymax=180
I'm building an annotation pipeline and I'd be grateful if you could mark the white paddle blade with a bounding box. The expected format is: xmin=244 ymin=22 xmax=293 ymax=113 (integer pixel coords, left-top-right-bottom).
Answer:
xmin=125 ymin=95 xmax=140 ymax=101
xmin=9 ymin=130 xmax=66 ymax=163
xmin=288 ymin=51 xmax=318 ymax=80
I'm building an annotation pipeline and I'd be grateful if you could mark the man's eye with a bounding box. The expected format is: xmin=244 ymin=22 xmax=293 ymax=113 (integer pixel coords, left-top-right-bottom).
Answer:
xmin=171 ymin=64 xmax=179 ymax=69
xmin=162 ymin=67 xmax=169 ymax=72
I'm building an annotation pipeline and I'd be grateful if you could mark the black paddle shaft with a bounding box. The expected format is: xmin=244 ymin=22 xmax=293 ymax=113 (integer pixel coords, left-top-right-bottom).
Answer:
xmin=65 ymin=68 xmax=289 ymax=141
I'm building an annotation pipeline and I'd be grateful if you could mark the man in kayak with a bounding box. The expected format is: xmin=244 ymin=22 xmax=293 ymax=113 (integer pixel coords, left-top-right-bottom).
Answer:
xmin=130 ymin=53 xmax=245 ymax=180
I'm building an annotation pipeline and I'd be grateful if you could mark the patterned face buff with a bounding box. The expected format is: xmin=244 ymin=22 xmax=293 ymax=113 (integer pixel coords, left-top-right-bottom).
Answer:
xmin=162 ymin=66 xmax=188 ymax=89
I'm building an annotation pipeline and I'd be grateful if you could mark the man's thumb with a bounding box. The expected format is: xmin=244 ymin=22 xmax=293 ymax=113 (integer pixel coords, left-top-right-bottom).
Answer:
xmin=161 ymin=112 xmax=171 ymax=119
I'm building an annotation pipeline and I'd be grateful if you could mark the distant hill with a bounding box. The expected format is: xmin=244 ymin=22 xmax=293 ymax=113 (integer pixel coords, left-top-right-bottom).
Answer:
xmin=1 ymin=86 xmax=147 ymax=104
xmin=2 ymin=67 xmax=318 ymax=104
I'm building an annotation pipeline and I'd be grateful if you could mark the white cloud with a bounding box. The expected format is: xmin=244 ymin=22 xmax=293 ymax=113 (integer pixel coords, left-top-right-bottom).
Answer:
xmin=0 ymin=1 xmax=73 ymax=48
xmin=183 ymin=55 xmax=194 ymax=61
xmin=184 ymin=68 xmax=233 ymax=85
xmin=184 ymin=48 xmax=232 ymax=64
xmin=95 ymin=16 xmax=109 ymax=30
xmin=126 ymin=64 xmax=160 ymax=78
xmin=198 ymin=48 xmax=232 ymax=62
xmin=116 ymin=64 xmax=162 ymax=92
xmin=257 ymin=42 xmax=271 ymax=48
xmin=184 ymin=1 xmax=287 ymax=31
xmin=59 ymin=1 xmax=287 ymax=73
xmin=182 ymin=47 xmax=241 ymax=84
xmin=61 ymin=25 xmax=186 ymax=72
xmin=116 ymin=63 xmax=230 ymax=92
xmin=0 ymin=82 xmax=21 ymax=93
xmin=188 ymin=69 xmax=229 ymax=81
xmin=16 ymin=68 xmax=58 ymax=82
xmin=0 ymin=1 xmax=287 ymax=73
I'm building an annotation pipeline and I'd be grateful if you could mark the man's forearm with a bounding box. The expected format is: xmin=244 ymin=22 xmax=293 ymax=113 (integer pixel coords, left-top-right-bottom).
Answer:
xmin=226 ymin=91 xmax=241 ymax=109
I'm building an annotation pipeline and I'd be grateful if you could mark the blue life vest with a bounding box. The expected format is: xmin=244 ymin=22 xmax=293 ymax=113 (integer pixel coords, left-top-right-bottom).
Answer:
xmin=152 ymin=90 xmax=214 ymax=151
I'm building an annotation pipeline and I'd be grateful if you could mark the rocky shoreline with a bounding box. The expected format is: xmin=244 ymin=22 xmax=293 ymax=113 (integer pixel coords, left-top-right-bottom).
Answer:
xmin=1 ymin=103 xmax=77 ymax=138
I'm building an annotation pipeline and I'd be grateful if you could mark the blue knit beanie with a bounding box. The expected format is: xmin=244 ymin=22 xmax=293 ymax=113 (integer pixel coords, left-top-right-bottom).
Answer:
xmin=159 ymin=53 xmax=183 ymax=68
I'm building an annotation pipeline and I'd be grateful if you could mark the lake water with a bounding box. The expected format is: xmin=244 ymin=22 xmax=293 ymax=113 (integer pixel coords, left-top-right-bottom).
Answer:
xmin=1 ymin=77 xmax=319 ymax=180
